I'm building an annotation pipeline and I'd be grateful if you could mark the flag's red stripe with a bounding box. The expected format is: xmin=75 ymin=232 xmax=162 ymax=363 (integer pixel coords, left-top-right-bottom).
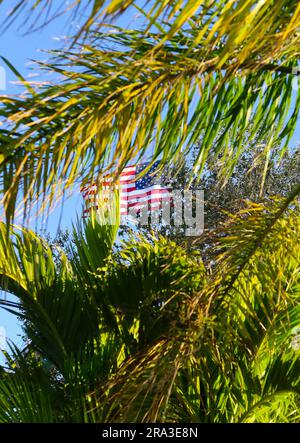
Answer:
xmin=84 ymin=187 xmax=167 ymax=200
xmin=121 ymin=196 xmax=172 ymax=208
xmin=120 ymin=189 xmax=169 ymax=201
xmin=120 ymin=169 xmax=136 ymax=177
xmin=85 ymin=201 xmax=174 ymax=216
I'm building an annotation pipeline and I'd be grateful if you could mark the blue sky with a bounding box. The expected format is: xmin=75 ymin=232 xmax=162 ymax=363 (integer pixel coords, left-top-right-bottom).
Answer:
xmin=0 ymin=1 xmax=299 ymax=361
xmin=0 ymin=2 xmax=87 ymax=357
xmin=0 ymin=1 xmax=144 ymax=360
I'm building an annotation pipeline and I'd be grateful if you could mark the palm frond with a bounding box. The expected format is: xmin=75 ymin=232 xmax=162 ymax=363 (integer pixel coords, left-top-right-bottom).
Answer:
xmin=0 ymin=184 xmax=299 ymax=422
xmin=1 ymin=0 xmax=132 ymax=37
xmin=91 ymin=191 xmax=300 ymax=422
xmin=0 ymin=343 xmax=58 ymax=422
xmin=1 ymin=2 xmax=300 ymax=220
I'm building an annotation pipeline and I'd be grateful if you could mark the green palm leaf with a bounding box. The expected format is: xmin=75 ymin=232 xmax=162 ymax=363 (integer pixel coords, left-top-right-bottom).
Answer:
xmin=0 ymin=2 xmax=300 ymax=220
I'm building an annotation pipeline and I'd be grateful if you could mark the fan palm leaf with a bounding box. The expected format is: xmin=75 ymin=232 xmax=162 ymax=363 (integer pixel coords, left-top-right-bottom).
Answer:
xmin=0 ymin=205 xmax=206 ymax=422
xmin=91 ymin=190 xmax=300 ymax=422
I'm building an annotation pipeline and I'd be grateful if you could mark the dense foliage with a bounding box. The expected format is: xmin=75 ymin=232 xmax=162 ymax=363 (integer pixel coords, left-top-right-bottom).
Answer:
xmin=0 ymin=1 xmax=299 ymax=221
xmin=0 ymin=196 xmax=300 ymax=422
xmin=0 ymin=0 xmax=299 ymax=423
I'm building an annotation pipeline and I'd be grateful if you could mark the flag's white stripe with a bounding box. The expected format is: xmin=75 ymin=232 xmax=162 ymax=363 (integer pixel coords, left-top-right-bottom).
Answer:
xmin=119 ymin=174 xmax=135 ymax=182
xmin=88 ymin=197 xmax=170 ymax=214
xmin=120 ymin=202 xmax=168 ymax=214
xmin=84 ymin=185 xmax=168 ymax=200
xmin=122 ymin=187 xmax=170 ymax=197
xmin=120 ymin=191 xmax=170 ymax=204
xmin=86 ymin=197 xmax=171 ymax=212
xmin=121 ymin=195 xmax=171 ymax=208
xmin=120 ymin=185 xmax=167 ymax=197
xmin=85 ymin=192 xmax=171 ymax=208
xmin=121 ymin=166 xmax=136 ymax=173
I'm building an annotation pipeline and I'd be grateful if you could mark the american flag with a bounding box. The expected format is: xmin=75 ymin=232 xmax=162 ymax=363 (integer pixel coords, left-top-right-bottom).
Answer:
xmin=81 ymin=161 xmax=171 ymax=217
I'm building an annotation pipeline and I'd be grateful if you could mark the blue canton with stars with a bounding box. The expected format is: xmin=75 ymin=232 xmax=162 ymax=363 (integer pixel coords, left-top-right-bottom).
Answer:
xmin=136 ymin=161 xmax=162 ymax=189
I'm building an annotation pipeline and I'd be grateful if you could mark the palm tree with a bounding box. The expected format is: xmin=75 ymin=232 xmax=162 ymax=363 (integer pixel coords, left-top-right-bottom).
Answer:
xmin=0 ymin=0 xmax=299 ymax=423
xmin=0 ymin=0 xmax=299 ymax=220
xmin=0 ymin=195 xmax=299 ymax=422
xmin=0 ymin=207 xmax=205 ymax=422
